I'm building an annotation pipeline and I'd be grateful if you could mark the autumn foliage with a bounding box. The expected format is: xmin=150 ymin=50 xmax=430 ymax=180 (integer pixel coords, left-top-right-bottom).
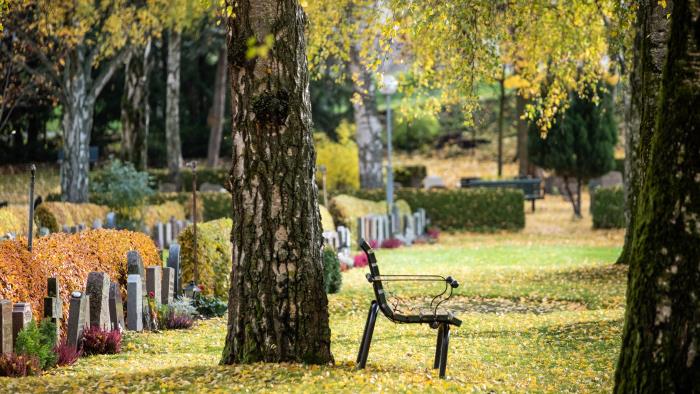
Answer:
xmin=0 ymin=229 xmax=159 ymax=323
xmin=34 ymin=202 xmax=110 ymax=233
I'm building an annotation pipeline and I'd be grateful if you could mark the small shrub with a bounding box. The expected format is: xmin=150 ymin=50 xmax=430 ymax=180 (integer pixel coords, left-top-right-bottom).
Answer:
xmin=170 ymin=297 xmax=198 ymax=318
xmin=15 ymin=319 xmax=57 ymax=370
xmin=90 ymin=160 xmax=154 ymax=229
xmin=192 ymin=295 xmax=227 ymax=318
xmin=81 ymin=326 xmax=122 ymax=355
xmin=353 ymin=253 xmax=368 ymax=268
xmin=380 ymin=238 xmax=403 ymax=249
xmin=426 ymin=227 xmax=440 ymax=240
xmin=322 ymin=246 xmax=342 ymax=294
xmin=54 ymin=339 xmax=82 ymax=366
xmin=178 ymin=218 xmax=233 ymax=298
xmin=393 ymin=114 xmax=440 ymax=152
xmin=591 ymin=186 xmax=625 ymax=229
xmin=165 ymin=311 xmax=195 ymax=329
xmin=201 ymin=192 xmax=232 ymax=221
xmin=315 ymin=120 xmax=360 ymax=191
xmin=0 ymin=353 xmax=41 ymax=377
xmin=319 ymin=205 xmax=335 ymax=231
xmin=394 ymin=165 xmax=428 ymax=188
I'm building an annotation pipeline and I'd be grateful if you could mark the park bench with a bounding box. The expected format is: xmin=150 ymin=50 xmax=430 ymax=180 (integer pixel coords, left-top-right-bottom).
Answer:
xmin=356 ymin=239 xmax=462 ymax=378
xmin=460 ymin=177 xmax=543 ymax=211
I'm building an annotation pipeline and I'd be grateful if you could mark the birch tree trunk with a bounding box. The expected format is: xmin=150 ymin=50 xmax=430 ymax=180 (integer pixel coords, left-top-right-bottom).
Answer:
xmin=617 ymin=0 xmax=671 ymax=264
xmin=166 ymin=29 xmax=183 ymax=183
xmin=516 ymin=95 xmax=531 ymax=177
xmin=121 ymin=40 xmax=152 ymax=170
xmin=350 ymin=46 xmax=384 ymax=189
xmin=614 ymin=0 xmax=700 ymax=390
xmin=220 ymin=0 xmax=333 ymax=365
xmin=206 ymin=44 xmax=228 ymax=168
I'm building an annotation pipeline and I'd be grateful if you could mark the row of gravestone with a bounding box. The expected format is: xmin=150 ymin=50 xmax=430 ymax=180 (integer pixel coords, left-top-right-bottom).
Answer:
xmin=356 ymin=208 xmax=427 ymax=247
xmin=150 ymin=217 xmax=191 ymax=250
xmin=0 ymin=244 xmax=182 ymax=353
xmin=322 ymin=226 xmax=351 ymax=257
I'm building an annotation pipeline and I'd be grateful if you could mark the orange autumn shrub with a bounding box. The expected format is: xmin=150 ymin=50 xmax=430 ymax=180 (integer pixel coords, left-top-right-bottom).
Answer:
xmin=0 ymin=229 xmax=159 ymax=322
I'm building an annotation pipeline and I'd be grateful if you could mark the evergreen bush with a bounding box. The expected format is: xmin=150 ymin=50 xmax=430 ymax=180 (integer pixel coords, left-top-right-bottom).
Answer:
xmin=591 ymin=186 xmax=625 ymax=229
xmin=15 ymin=319 xmax=57 ymax=370
xmin=90 ymin=160 xmax=154 ymax=229
xmin=322 ymin=246 xmax=342 ymax=294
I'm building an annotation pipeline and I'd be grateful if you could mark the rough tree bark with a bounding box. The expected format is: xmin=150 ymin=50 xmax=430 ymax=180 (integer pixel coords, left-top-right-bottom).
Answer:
xmin=617 ymin=0 xmax=671 ymax=264
xmin=614 ymin=0 xmax=700 ymax=391
xmin=166 ymin=29 xmax=183 ymax=184
xmin=206 ymin=44 xmax=228 ymax=168
xmin=350 ymin=45 xmax=384 ymax=189
xmin=220 ymin=0 xmax=334 ymax=365
xmin=121 ymin=40 xmax=152 ymax=170
xmin=60 ymin=45 xmax=128 ymax=202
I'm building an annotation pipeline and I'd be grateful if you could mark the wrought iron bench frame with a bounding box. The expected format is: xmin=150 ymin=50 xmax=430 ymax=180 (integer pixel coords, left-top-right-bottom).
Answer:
xmin=356 ymin=239 xmax=462 ymax=378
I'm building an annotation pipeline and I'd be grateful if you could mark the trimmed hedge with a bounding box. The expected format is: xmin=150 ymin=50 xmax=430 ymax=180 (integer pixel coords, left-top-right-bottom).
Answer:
xmin=201 ymin=193 xmax=231 ymax=221
xmin=34 ymin=202 xmax=110 ymax=233
xmin=143 ymin=201 xmax=186 ymax=228
xmin=148 ymin=168 xmax=229 ymax=192
xmin=328 ymin=194 xmax=412 ymax=236
xmin=347 ymin=188 xmax=525 ymax=231
xmin=177 ymin=218 xmax=232 ymax=298
xmin=591 ymin=186 xmax=625 ymax=229
xmin=319 ymin=205 xmax=335 ymax=231
xmin=0 ymin=205 xmax=26 ymax=235
xmin=0 ymin=229 xmax=159 ymax=323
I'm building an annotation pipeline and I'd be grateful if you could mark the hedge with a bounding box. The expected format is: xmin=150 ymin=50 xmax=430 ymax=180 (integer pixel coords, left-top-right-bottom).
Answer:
xmin=0 ymin=229 xmax=159 ymax=323
xmin=346 ymin=188 xmax=525 ymax=231
xmin=34 ymin=202 xmax=110 ymax=233
xmin=328 ymin=194 xmax=412 ymax=236
xmin=319 ymin=205 xmax=335 ymax=231
xmin=148 ymin=168 xmax=229 ymax=192
xmin=150 ymin=192 xmax=225 ymax=222
xmin=591 ymin=186 xmax=625 ymax=229
xmin=143 ymin=201 xmax=186 ymax=228
xmin=394 ymin=165 xmax=427 ymax=188
xmin=177 ymin=218 xmax=232 ymax=298
xmin=0 ymin=205 xmax=27 ymax=235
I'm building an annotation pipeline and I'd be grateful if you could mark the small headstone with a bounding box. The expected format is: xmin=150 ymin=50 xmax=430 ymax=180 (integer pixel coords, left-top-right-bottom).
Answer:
xmin=78 ymin=223 xmax=86 ymax=232
xmin=167 ymin=244 xmax=181 ymax=296
xmin=165 ymin=222 xmax=173 ymax=247
xmin=39 ymin=227 xmax=50 ymax=237
xmin=161 ymin=267 xmax=175 ymax=305
xmin=92 ymin=219 xmax=102 ymax=229
xmin=11 ymin=303 xmax=32 ymax=346
xmin=62 ymin=225 xmax=70 ymax=233
xmin=67 ymin=291 xmax=90 ymax=348
xmin=127 ymin=275 xmax=143 ymax=332
xmin=146 ymin=266 xmax=162 ymax=305
xmin=127 ymin=251 xmax=147 ymax=294
xmin=156 ymin=222 xmax=165 ymax=250
xmin=105 ymin=212 xmax=116 ymax=229
xmin=85 ymin=272 xmax=111 ymax=330
xmin=200 ymin=182 xmax=226 ymax=192
xmin=108 ymin=283 xmax=125 ymax=332
xmin=422 ymin=175 xmax=446 ymax=190
xmin=44 ymin=277 xmax=62 ymax=342
xmin=0 ymin=300 xmax=12 ymax=354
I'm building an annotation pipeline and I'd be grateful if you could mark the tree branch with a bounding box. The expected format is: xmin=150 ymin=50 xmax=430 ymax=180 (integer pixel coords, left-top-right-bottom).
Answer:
xmin=90 ymin=47 xmax=132 ymax=99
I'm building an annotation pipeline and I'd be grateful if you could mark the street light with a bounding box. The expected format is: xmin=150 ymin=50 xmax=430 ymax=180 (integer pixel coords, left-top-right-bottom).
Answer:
xmin=380 ymin=74 xmax=398 ymax=227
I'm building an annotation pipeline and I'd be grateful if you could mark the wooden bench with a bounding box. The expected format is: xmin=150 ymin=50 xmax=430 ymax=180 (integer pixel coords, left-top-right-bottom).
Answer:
xmin=356 ymin=239 xmax=462 ymax=378
xmin=460 ymin=178 xmax=543 ymax=211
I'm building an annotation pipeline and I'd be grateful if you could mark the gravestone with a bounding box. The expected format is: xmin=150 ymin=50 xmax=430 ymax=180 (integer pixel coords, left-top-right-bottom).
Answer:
xmin=422 ymin=175 xmax=446 ymax=190
xmin=156 ymin=222 xmax=165 ymax=249
xmin=67 ymin=291 xmax=90 ymax=348
xmin=92 ymin=219 xmax=102 ymax=229
xmin=108 ymin=283 xmax=125 ymax=332
xmin=62 ymin=225 xmax=70 ymax=233
xmin=78 ymin=223 xmax=86 ymax=232
xmin=86 ymin=272 xmax=111 ymax=330
xmin=11 ymin=302 xmax=32 ymax=345
xmin=161 ymin=267 xmax=175 ymax=305
xmin=146 ymin=266 xmax=162 ymax=305
xmin=105 ymin=212 xmax=116 ymax=229
xmin=44 ymin=277 xmax=62 ymax=341
xmin=165 ymin=222 xmax=173 ymax=247
xmin=169 ymin=217 xmax=177 ymax=239
xmin=0 ymin=300 xmax=12 ymax=354
xmin=200 ymin=182 xmax=226 ymax=192
xmin=167 ymin=244 xmax=182 ymax=297
xmin=126 ymin=275 xmax=143 ymax=332
xmin=127 ymin=251 xmax=146 ymax=293
xmin=39 ymin=227 xmax=50 ymax=237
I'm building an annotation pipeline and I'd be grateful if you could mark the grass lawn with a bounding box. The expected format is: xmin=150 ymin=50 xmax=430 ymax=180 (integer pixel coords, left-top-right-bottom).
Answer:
xmin=1 ymin=236 xmax=625 ymax=393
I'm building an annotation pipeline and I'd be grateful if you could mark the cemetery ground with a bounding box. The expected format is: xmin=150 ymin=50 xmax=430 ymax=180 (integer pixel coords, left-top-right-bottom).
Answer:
xmin=0 ymin=196 xmax=626 ymax=393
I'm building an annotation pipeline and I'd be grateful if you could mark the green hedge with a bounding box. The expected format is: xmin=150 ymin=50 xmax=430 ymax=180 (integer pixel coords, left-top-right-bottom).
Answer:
xmin=177 ymin=218 xmax=232 ymax=298
xmin=591 ymin=186 xmax=625 ymax=229
xmin=149 ymin=192 xmax=230 ymax=222
xmin=322 ymin=246 xmax=342 ymax=294
xmin=347 ymin=188 xmax=525 ymax=231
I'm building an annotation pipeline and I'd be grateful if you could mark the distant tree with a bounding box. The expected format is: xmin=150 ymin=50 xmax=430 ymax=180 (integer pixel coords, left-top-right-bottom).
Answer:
xmin=528 ymin=87 xmax=618 ymax=217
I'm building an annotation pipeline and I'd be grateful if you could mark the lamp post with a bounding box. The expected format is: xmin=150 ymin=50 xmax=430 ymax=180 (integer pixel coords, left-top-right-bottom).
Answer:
xmin=28 ymin=164 xmax=36 ymax=251
xmin=380 ymin=74 xmax=398 ymax=220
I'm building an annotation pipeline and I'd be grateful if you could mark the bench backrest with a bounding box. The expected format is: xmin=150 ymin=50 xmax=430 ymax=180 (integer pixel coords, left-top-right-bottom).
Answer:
xmin=360 ymin=239 xmax=394 ymax=319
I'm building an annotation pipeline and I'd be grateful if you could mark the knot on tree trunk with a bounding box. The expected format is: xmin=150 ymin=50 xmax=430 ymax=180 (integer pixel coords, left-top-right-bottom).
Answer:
xmin=252 ymin=89 xmax=290 ymax=125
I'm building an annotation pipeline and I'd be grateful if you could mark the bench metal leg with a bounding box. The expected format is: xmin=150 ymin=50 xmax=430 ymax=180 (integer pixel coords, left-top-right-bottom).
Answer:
xmin=356 ymin=300 xmax=379 ymax=369
xmin=433 ymin=324 xmax=444 ymax=369
xmin=438 ymin=323 xmax=451 ymax=378
xmin=531 ymin=199 xmax=536 ymax=212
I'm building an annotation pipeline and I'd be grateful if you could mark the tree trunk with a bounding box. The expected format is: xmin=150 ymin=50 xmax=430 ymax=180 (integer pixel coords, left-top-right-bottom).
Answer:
xmin=121 ymin=40 xmax=152 ymax=170
xmin=562 ymin=175 xmax=582 ymax=218
xmin=166 ymin=29 xmax=183 ymax=184
xmin=350 ymin=46 xmax=384 ymax=189
xmin=617 ymin=0 xmax=671 ymax=264
xmin=497 ymin=73 xmax=505 ymax=178
xmin=614 ymin=0 xmax=700 ymax=391
xmin=206 ymin=44 xmax=228 ymax=168
xmin=516 ymin=94 xmax=531 ymax=177
xmin=221 ymin=0 xmax=333 ymax=365
xmin=60 ymin=48 xmax=95 ymax=203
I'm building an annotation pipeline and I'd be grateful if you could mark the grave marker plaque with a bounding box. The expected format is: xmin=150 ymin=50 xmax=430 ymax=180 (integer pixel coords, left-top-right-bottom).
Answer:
xmin=146 ymin=266 xmax=162 ymax=305
xmin=0 ymin=300 xmax=12 ymax=354
xmin=67 ymin=292 xmax=90 ymax=348
xmin=127 ymin=275 xmax=143 ymax=331
xmin=161 ymin=267 xmax=175 ymax=305
xmin=44 ymin=277 xmax=62 ymax=341
xmin=167 ymin=244 xmax=182 ymax=296
xmin=108 ymin=282 xmax=125 ymax=332
xmin=11 ymin=302 xmax=32 ymax=345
